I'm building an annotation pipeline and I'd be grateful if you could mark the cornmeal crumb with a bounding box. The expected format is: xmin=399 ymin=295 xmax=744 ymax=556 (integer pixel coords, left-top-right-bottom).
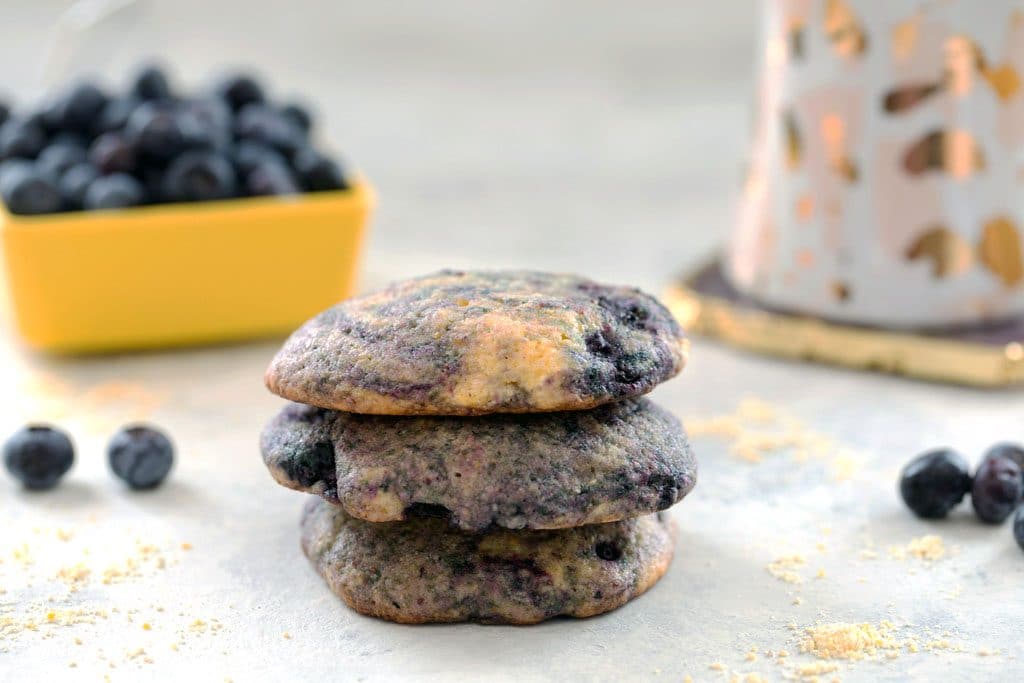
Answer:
xmin=181 ymin=543 xmax=193 ymax=551
xmin=815 ymin=568 xmax=826 ymax=579
xmin=800 ymin=621 xmax=900 ymax=660
xmin=889 ymin=535 xmax=946 ymax=562
xmin=143 ymin=623 xmax=152 ymax=631
xmin=767 ymin=555 xmax=807 ymax=584
xmin=710 ymin=661 xmax=727 ymax=671
xmin=282 ymin=632 xmax=292 ymax=639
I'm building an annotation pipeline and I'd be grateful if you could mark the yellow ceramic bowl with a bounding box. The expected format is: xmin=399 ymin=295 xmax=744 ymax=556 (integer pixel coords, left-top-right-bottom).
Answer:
xmin=0 ymin=183 xmax=373 ymax=353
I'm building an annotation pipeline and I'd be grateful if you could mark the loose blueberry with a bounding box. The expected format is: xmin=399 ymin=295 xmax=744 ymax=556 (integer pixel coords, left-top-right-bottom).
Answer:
xmin=58 ymin=82 xmax=109 ymax=133
xmin=899 ymin=448 xmax=972 ymax=519
xmin=59 ymin=162 xmax=100 ymax=210
xmin=280 ymin=101 xmax=312 ymax=132
xmin=84 ymin=173 xmax=145 ymax=210
xmin=981 ymin=443 xmax=1024 ymax=486
xmin=214 ymin=73 xmax=265 ymax=111
xmin=94 ymin=96 xmax=140 ymax=135
xmin=1015 ymin=507 xmax=1024 ymax=552
xmin=0 ymin=118 xmax=47 ymax=160
xmin=108 ymin=425 xmax=174 ymax=490
xmin=162 ymin=150 xmax=237 ymax=202
xmin=972 ymin=456 xmax=1024 ymax=524
xmin=89 ymin=132 xmax=136 ymax=174
xmin=131 ymin=64 xmax=172 ymax=101
xmin=0 ymin=161 xmax=62 ymax=214
xmin=3 ymin=425 xmax=75 ymax=490
xmin=36 ymin=142 xmax=88 ymax=180
xmin=292 ymin=148 xmax=348 ymax=192
xmin=246 ymin=160 xmax=299 ymax=196
xmin=125 ymin=102 xmax=187 ymax=162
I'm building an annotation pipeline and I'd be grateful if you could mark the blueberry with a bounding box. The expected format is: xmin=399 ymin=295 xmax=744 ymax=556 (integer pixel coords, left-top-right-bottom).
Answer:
xmin=231 ymin=140 xmax=285 ymax=176
xmin=125 ymin=102 xmax=187 ymax=162
xmin=3 ymin=425 xmax=74 ymax=490
xmin=0 ymin=161 xmax=62 ymax=214
xmin=130 ymin=64 xmax=172 ymax=101
xmin=89 ymin=132 xmax=136 ymax=174
xmin=214 ymin=73 xmax=265 ymax=111
xmin=0 ymin=118 xmax=47 ymax=160
xmin=981 ymin=443 xmax=1024 ymax=485
xmin=84 ymin=173 xmax=144 ymax=210
xmin=1015 ymin=507 xmax=1024 ymax=552
xmin=36 ymin=142 xmax=87 ymax=180
xmin=899 ymin=448 xmax=972 ymax=519
xmin=58 ymin=82 xmax=109 ymax=133
xmin=292 ymin=148 xmax=349 ymax=192
xmin=972 ymin=456 xmax=1023 ymax=524
xmin=246 ymin=160 xmax=299 ymax=196
xmin=234 ymin=104 xmax=305 ymax=157
xmin=49 ymin=131 xmax=89 ymax=149
xmin=280 ymin=101 xmax=312 ymax=133
xmin=162 ymin=150 xmax=237 ymax=202
xmin=59 ymin=162 xmax=100 ymax=210
xmin=94 ymin=96 xmax=140 ymax=135
xmin=179 ymin=98 xmax=233 ymax=150
xmin=108 ymin=425 xmax=174 ymax=490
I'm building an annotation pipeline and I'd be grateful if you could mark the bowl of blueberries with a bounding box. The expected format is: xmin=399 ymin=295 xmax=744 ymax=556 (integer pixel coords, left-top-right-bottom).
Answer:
xmin=0 ymin=63 xmax=373 ymax=353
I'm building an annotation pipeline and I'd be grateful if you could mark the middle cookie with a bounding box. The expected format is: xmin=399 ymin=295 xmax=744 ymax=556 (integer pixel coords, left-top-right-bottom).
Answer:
xmin=261 ymin=397 xmax=696 ymax=532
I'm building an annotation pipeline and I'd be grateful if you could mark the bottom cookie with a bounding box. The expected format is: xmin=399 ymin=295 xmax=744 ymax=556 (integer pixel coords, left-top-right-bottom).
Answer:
xmin=300 ymin=497 xmax=675 ymax=625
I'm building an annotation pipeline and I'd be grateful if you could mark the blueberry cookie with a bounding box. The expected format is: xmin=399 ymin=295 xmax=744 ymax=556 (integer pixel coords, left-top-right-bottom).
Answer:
xmin=265 ymin=270 xmax=687 ymax=415
xmin=299 ymin=497 xmax=675 ymax=624
xmin=262 ymin=398 xmax=696 ymax=531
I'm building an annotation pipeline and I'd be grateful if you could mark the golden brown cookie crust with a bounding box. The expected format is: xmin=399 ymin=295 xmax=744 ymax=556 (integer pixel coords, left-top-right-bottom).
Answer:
xmin=263 ymin=399 xmax=696 ymax=531
xmin=300 ymin=497 xmax=675 ymax=625
xmin=266 ymin=270 xmax=687 ymax=415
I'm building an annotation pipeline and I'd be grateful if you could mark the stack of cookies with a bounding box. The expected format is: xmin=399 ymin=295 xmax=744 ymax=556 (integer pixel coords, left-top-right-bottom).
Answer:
xmin=259 ymin=270 xmax=697 ymax=624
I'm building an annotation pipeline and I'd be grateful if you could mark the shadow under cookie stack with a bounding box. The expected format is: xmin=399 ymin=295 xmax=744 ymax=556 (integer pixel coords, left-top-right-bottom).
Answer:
xmin=259 ymin=270 xmax=697 ymax=624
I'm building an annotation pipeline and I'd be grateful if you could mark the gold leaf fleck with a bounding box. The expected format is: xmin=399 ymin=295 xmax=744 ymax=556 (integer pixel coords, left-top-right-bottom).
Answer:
xmin=796 ymin=195 xmax=814 ymax=222
xmin=892 ymin=16 xmax=919 ymax=60
xmin=905 ymin=226 xmax=974 ymax=278
xmin=784 ymin=111 xmax=802 ymax=170
xmin=979 ymin=217 xmax=1024 ymax=287
xmin=903 ymin=130 xmax=985 ymax=179
xmin=982 ymin=64 xmax=1022 ymax=102
xmin=830 ymin=281 xmax=852 ymax=302
xmin=883 ymin=82 xmax=940 ymax=113
xmin=825 ymin=0 xmax=867 ymax=59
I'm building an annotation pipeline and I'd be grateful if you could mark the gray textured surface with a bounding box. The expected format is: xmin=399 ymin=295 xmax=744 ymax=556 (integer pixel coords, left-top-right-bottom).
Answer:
xmin=1 ymin=1 xmax=1022 ymax=681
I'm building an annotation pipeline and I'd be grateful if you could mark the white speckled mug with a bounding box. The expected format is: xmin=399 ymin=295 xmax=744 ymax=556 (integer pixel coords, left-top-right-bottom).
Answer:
xmin=727 ymin=0 xmax=1024 ymax=328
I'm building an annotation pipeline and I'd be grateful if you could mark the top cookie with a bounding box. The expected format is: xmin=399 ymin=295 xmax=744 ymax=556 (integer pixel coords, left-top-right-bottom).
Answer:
xmin=265 ymin=270 xmax=687 ymax=415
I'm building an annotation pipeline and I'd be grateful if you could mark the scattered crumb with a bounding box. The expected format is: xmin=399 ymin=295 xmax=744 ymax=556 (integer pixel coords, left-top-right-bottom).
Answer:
xmin=282 ymin=631 xmax=292 ymax=640
xmin=978 ymin=648 xmax=1001 ymax=657
xmin=792 ymin=597 xmax=803 ymax=606
xmin=69 ymin=662 xmax=76 ymax=668
xmin=889 ymin=535 xmax=946 ymax=562
xmin=143 ymin=623 xmax=152 ymax=631
xmin=799 ymin=621 xmax=901 ymax=661
xmin=815 ymin=568 xmax=827 ymax=579
xmin=181 ymin=543 xmax=193 ymax=551
xmin=767 ymin=554 xmax=807 ymax=584
xmin=710 ymin=661 xmax=727 ymax=671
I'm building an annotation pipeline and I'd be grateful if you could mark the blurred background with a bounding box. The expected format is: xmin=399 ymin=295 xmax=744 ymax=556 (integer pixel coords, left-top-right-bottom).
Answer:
xmin=1 ymin=0 xmax=754 ymax=291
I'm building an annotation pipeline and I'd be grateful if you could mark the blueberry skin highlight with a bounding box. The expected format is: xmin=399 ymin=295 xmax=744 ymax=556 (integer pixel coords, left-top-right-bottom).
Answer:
xmin=899 ymin=449 xmax=972 ymax=519
xmin=108 ymin=425 xmax=175 ymax=490
xmin=3 ymin=425 xmax=75 ymax=490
